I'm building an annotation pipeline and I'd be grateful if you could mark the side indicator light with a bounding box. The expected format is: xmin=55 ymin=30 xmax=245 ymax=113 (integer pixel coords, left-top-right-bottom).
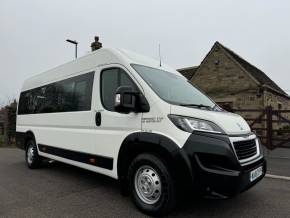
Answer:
xmin=89 ymin=158 xmax=96 ymax=164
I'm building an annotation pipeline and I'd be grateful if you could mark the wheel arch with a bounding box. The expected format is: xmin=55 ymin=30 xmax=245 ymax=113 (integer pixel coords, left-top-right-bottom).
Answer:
xmin=16 ymin=130 xmax=36 ymax=150
xmin=117 ymin=132 xmax=194 ymax=194
xmin=21 ymin=130 xmax=36 ymax=150
xmin=24 ymin=131 xmax=36 ymax=149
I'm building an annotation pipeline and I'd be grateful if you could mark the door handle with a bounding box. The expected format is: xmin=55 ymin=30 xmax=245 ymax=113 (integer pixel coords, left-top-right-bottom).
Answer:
xmin=95 ymin=112 xmax=101 ymax=126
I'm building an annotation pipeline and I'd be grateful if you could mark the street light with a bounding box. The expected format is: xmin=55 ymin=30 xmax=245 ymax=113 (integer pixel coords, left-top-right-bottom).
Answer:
xmin=66 ymin=39 xmax=78 ymax=59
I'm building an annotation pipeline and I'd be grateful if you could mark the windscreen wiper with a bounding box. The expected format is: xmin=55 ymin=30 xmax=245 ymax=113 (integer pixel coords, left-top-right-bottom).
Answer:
xmin=179 ymin=103 xmax=213 ymax=109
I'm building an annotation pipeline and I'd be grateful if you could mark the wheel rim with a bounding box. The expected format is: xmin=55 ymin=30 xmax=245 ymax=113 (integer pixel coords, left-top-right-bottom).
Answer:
xmin=27 ymin=144 xmax=35 ymax=165
xmin=134 ymin=165 xmax=162 ymax=205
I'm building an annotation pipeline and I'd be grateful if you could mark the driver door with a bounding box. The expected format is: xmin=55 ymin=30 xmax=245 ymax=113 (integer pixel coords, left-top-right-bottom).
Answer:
xmin=94 ymin=64 xmax=142 ymax=177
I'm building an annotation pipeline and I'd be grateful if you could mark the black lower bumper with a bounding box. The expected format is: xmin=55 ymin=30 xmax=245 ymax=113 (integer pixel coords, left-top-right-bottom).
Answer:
xmin=195 ymin=155 xmax=266 ymax=196
xmin=182 ymin=132 xmax=266 ymax=197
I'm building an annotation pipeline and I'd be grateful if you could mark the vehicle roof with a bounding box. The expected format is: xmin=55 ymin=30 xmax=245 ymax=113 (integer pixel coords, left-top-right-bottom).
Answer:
xmin=21 ymin=48 xmax=178 ymax=91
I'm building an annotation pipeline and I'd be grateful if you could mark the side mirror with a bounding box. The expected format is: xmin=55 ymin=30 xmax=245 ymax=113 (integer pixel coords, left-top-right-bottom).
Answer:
xmin=114 ymin=86 xmax=150 ymax=113
xmin=115 ymin=86 xmax=137 ymax=113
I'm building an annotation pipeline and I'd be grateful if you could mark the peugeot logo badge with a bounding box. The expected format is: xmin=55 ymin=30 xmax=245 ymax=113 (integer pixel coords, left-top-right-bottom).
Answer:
xmin=236 ymin=123 xmax=244 ymax=130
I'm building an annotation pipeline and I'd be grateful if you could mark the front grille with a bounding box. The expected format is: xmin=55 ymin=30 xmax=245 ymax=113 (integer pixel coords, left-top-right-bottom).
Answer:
xmin=233 ymin=139 xmax=257 ymax=160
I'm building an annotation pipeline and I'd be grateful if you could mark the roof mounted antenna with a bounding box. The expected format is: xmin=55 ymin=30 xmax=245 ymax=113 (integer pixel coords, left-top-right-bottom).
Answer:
xmin=159 ymin=43 xmax=162 ymax=67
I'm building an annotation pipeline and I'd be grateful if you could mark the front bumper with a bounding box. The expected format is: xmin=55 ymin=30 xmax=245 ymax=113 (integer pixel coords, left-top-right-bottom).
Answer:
xmin=182 ymin=131 xmax=266 ymax=196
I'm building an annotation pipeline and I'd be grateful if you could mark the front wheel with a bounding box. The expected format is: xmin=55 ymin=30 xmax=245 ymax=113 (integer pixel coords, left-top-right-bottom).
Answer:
xmin=25 ymin=139 xmax=42 ymax=169
xmin=128 ymin=153 xmax=177 ymax=216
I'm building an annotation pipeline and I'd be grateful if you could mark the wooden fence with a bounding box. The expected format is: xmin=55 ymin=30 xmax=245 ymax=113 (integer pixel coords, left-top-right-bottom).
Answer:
xmin=233 ymin=106 xmax=290 ymax=150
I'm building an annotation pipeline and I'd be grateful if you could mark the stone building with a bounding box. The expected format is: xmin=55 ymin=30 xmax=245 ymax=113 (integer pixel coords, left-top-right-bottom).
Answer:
xmin=178 ymin=41 xmax=290 ymax=131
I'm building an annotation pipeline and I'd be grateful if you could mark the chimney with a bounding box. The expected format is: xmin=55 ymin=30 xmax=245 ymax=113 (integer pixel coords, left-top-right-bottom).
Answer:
xmin=91 ymin=36 xmax=102 ymax=51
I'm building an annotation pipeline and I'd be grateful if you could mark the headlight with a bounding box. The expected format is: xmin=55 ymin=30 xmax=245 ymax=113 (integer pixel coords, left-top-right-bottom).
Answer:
xmin=168 ymin=115 xmax=225 ymax=134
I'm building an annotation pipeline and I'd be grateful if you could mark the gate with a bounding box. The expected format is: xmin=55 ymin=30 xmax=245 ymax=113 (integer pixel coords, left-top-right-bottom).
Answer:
xmin=233 ymin=106 xmax=290 ymax=150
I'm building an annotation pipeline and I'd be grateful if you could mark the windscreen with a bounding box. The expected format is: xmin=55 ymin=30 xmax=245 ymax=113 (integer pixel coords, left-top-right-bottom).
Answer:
xmin=131 ymin=64 xmax=216 ymax=108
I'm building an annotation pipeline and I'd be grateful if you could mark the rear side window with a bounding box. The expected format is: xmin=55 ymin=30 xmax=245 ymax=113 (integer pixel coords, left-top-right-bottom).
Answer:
xmin=101 ymin=68 xmax=137 ymax=111
xmin=74 ymin=80 xmax=89 ymax=111
xmin=18 ymin=72 xmax=94 ymax=114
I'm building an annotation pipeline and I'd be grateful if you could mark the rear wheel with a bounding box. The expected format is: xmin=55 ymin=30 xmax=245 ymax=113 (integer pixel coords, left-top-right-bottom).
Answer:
xmin=25 ymin=139 xmax=42 ymax=169
xmin=128 ymin=153 xmax=177 ymax=216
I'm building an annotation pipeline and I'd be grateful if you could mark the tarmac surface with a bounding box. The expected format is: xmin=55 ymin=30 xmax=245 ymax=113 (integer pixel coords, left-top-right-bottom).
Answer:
xmin=0 ymin=148 xmax=290 ymax=218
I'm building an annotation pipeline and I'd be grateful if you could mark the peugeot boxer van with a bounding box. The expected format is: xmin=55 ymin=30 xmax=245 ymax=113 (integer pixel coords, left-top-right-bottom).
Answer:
xmin=16 ymin=48 xmax=266 ymax=216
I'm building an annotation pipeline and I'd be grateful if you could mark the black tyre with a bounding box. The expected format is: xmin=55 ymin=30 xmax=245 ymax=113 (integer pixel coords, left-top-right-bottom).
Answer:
xmin=25 ymin=139 xmax=42 ymax=169
xmin=128 ymin=153 xmax=177 ymax=216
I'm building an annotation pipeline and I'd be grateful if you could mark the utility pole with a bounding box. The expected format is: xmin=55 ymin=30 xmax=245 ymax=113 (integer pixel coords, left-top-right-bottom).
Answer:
xmin=66 ymin=39 xmax=78 ymax=59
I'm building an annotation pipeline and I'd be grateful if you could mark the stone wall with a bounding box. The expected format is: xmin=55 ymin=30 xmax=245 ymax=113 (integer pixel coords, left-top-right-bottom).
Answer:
xmin=191 ymin=45 xmax=258 ymax=98
xmin=264 ymin=90 xmax=290 ymax=110
xmin=183 ymin=42 xmax=290 ymax=143
xmin=191 ymin=44 xmax=265 ymax=122
xmin=189 ymin=44 xmax=290 ymax=134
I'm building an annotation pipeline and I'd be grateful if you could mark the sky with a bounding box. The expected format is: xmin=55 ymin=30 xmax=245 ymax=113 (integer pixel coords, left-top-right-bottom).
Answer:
xmin=1 ymin=0 xmax=290 ymax=106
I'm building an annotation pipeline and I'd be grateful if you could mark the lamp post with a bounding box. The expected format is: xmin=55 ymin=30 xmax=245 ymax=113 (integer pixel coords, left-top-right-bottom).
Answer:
xmin=66 ymin=39 xmax=78 ymax=59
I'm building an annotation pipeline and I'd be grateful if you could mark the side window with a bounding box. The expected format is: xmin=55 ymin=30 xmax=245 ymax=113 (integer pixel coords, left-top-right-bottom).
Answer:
xmin=18 ymin=72 xmax=94 ymax=115
xmin=57 ymin=80 xmax=75 ymax=112
xmin=56 ymin=72 xmax=94 ymax=112
xmin=18 ymin=92 xmax=31 ymax=114
xmin=72 ymin=72 xmax=94 ymax=111
xmin=74 ymin=80 xmax=90 ymax=111
xmin=101 ymin=68 xmax=137 ymax=111
xmin=37 ymin=84 xmax=58 ymax=113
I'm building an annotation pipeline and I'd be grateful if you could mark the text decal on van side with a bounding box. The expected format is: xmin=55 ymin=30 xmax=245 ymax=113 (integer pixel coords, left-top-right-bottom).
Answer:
xmin=142 ymin=117 xmax=164 ymax=123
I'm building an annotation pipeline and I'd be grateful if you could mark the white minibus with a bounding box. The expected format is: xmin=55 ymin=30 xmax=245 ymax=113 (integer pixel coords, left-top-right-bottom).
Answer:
xmin=16 ymin=48 xmax=266 ymax=216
